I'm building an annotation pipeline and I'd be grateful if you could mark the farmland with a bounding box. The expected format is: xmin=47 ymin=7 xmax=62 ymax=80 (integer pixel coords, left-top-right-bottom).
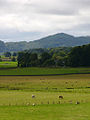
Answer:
xmin=0 ymin=62 xmax=90 ymax=120
xmin=0 ymin=65 xmax=90 ymax=75
xmin=0 ymin=74 xmax=90 ymax=91
xmin=0 ymin=61 xmax=17 ymax=68
xmin=0 ymin=74 xmax=90 ymax=120
xmin=0 ymin=103 xmax=90 ymax=120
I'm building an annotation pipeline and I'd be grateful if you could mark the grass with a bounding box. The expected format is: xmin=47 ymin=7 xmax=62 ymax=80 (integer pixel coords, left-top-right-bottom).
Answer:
xmin=0 ymin=67 xmax=90 ymax=75
xmin=0 ymin=61 xmax=17 ymax=68
xmin=0 ymin=74 xmax=90 ymax=91
xmin=0 ymin=74 xmax=89 ymax=106
xmin=0 ymin=104 xmax=90 ymax=120
xmin=0 ymin=91 xmax=89 ymax=106
xmin=0 ymin=74 xmax=90 ymax=119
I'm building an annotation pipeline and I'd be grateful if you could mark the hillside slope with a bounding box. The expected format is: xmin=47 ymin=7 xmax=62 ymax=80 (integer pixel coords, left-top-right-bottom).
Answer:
xmin=0 ymin=33 xmax=90 ymax=52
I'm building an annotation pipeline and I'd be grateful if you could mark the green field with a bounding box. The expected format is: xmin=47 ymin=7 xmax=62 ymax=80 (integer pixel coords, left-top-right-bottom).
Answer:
xmin=0 ymin=66 xmax=90 ymax=75
xmin=0 ymin=74 xmax=90 ymax=91
xmin=0 ymin=74 xmax=90 ymax=120
xmin=0 ymin=61 xmax=90 ymax=75
xmin=0 ymin=61 xmax=17 ymax=68
xmin=0 ymin=104 xmax=90 ymax=120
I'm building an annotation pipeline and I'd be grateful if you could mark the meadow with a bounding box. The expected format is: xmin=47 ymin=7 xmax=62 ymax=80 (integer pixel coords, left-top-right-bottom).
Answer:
xmin=0 ymin=104 xmax=90 ymax=120
xmin=0 ymin=74 xmax=90 ymax=120
xmin=0 ymin=61 xmax=17 ymax=68
xmin=0 ymin=63 xmax=90 ymax=75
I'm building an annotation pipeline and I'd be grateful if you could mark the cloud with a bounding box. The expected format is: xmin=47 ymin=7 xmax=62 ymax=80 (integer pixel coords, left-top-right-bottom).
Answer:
xmin=0 ymin=0 xmax=90 ymax=41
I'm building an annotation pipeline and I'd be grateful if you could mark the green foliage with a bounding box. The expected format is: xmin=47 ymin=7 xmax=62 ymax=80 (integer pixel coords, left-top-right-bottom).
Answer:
xmin=30 ymin=53 xmax=37 ymax=60
xmin=68 ymin=44 xmax=90 ymax=67
xmin=40 ymin=52 xmax=52 ymax=64
xmin=17 ymin=47 xmax=71 ymax=67
xmin=11 ymin=57 xmax=16 ymax=62
xmin=0 ymin=56 xmax=2 ymax=62
xmin=4 ymin=52 xmax=11 ymax=57
xmin=1 ymin=44 xmax=90 ymax=68
xmin=42 ymin=59 xmax=55 ymax=67
xmin=13 ymin=52 xmax=17 ymax=56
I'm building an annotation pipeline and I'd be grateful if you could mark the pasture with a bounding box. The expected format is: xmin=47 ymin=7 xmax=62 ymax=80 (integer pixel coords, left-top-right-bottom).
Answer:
xmin=0 ymin=104 xmax=90 ymax=120
xmin=0 ymin=67 xmax=90 ymax=75
xmin=0 ymin=74 xmax=90 ymax=120
xmin=0 ymin=74 xmax=90 ymax=91
xmin=0 ymin=61 xmax=17 ymax=68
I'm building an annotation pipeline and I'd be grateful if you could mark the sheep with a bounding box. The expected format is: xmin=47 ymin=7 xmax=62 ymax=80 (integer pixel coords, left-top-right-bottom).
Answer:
xmin=32 ymin=95 xmax=35 ymax=98
xmin=59 ymin=96 xmax=63 ymax=99
xmin=32 ymin=103 xmax=35 ymax=106
xmin=76 ymin=101 xmax=80 ymax=104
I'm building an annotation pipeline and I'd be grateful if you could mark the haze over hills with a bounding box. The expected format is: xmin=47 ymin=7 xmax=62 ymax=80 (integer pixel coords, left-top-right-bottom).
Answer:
xmin=0 ymin=33 xmax=90 ymax=52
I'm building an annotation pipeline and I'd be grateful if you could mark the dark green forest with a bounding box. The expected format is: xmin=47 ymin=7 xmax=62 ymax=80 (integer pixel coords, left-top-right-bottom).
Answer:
xmin=17 ymin=44 xmax=90 ymax=67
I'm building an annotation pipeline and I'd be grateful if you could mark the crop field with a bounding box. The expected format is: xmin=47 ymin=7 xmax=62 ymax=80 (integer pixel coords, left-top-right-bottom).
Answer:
xmin=0 ymin=74 xmax=90 ymax=120
xmin=0 ymin=67 xmax=90 ymax=75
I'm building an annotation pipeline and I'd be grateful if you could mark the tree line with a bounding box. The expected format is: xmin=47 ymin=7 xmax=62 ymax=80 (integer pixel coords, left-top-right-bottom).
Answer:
xmin=68 ymin=44 xmax=90 ymax=67
xmin=17 ymin=44 xmax=90 ymax=67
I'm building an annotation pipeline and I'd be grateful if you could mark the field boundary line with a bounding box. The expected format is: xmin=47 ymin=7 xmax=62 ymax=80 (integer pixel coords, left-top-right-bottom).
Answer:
xmin=0 ymin=72 xmax=90 ymax=76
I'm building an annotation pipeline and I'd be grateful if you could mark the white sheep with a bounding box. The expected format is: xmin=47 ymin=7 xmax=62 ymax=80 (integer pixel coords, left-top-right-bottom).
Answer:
xmin=32 ymin=95 xmax=35 ymax=98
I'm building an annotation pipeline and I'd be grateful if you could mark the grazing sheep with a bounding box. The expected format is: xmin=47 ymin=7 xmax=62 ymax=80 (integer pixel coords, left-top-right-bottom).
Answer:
xmin=32 ymin=103 xmax=35 ymax=106
xmin=32 ymin=95 xmax=35 ymax=98
xmin=76 ymin=101 xmax=80 ymax=104
xmin=59 ymin=96 xmax=63 ymax=99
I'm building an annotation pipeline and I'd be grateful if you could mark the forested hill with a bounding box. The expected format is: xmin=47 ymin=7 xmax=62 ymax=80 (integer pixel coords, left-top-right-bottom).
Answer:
xmin=0 ymin=33 xmax=90 ymax=52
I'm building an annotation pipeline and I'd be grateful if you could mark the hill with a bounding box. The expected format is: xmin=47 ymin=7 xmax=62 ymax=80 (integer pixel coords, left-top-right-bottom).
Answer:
xmin=0 ymin=33 xmax=90 ymax=52
xmin=28 ymin=33 xmax=90 ymax=48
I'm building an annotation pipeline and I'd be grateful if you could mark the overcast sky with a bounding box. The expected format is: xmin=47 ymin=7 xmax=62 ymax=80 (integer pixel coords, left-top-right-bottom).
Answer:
xmin=0 ymin=0 xmax=90 ymax=42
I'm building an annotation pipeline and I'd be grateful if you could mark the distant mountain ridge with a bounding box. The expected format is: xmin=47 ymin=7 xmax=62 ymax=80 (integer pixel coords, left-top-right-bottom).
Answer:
xmin=0 ymin=33 xmax=90 ymax=52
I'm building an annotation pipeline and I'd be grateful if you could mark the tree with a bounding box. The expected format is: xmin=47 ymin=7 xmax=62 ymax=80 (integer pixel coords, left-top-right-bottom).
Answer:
xmin=68 ymin=44 xmax=90 ymax=67
xmin=30 ymin=53 xmax=38 ymax=61
xmin=17 ymin=52 xmax=25 ymax=67
xmin=17 ymin=52 xmax=39 ymax=67
xmin=12 ymin=57 xmax=16 ymax=62
xmin=13 ymin=52 xmax=17 ymax=56
xmin=4 ymin=52 xmax=11 ymax=57
xmin=0 ymin=56 xmax=2 ymax=62
xmin=41 ymin=52 xmax=52 ymax=64
xmin=42 ymin=59 xmax=55 ymax=67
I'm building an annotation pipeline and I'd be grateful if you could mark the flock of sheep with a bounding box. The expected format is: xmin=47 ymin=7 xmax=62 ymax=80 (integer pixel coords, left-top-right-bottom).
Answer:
xmin=31 ymin=94 xmax=80 ymax=106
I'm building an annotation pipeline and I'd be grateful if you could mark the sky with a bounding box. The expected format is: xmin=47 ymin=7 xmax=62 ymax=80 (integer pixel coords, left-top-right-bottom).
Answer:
xmin=0 ymin=0 xmax=90 ymax=42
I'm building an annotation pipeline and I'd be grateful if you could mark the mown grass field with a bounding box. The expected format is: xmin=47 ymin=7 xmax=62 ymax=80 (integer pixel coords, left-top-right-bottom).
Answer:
xmin=0 ymin=74 xmax=90 ymax=120
xmin=0 ymin=103 xmax=90 ymax=120
xmin=0 ymin=65 xmax=90 ymax=75
xmin=0 ymin=61 xmax=17 ymax=68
